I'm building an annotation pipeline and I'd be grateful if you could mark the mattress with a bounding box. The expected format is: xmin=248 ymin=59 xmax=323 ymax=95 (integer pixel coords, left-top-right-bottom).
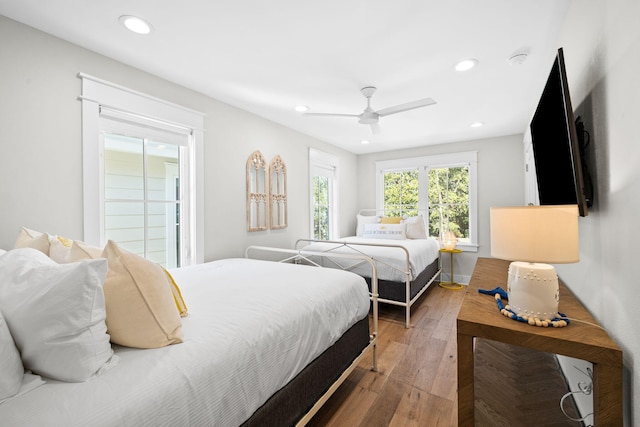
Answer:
xmin=0 ymin=258 xmax=370 ymax=427
xmin=300 ymin=236 xmax=440 ymax=283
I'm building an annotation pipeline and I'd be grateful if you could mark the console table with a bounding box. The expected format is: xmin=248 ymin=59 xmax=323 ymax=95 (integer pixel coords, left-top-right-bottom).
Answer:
xmin=457 ymin=257 xmax=623 ymax=425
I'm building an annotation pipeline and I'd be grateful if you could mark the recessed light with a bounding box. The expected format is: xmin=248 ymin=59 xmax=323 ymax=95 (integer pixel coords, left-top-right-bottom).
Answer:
xmin=471 ymin=122 xmax=484 ymax=128
xmin=295 ymin=105 xmax=309 ymax=112
xmin=455 ymin=59 xmax=478 ymax=72
xmin=119 ymin=15 xmax=153 ymax=35
xmin=361 ymin=140 xmax=370 ymax=145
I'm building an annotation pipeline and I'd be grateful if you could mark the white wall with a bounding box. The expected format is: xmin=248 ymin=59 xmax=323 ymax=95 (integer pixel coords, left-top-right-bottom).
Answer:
xmin=0 ymin=15 xmax=359 ymax=260
xmin=554 ymin=1 xmax=639 ymax=424
xmin=357 ymin=134 xmax=526 ymax=282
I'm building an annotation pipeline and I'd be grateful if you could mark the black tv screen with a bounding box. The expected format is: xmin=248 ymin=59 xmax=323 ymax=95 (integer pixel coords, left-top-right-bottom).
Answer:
xmin=530 ymin=47 xmax=589 ymax=216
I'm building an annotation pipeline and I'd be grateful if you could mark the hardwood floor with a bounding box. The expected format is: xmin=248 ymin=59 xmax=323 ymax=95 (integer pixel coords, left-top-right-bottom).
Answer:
xmin=307 ymin=284 xmax=581 ymax=427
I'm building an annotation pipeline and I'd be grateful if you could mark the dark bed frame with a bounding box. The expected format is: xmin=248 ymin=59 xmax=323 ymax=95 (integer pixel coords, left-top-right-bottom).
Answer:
xmin=295 ymin=239 xmax=441 ymax=328
xmin=241 ymin=316 xmax=370 ymax=426
xmin=243 ymin=246 xmax=380 ymax=427
xmin=365 ymin=257 xmax=440 ymax=311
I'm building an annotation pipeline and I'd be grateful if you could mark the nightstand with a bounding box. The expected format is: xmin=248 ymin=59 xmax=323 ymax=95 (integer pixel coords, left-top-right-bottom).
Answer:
xmin=457 ymin=257 xmax=623 ymax=425
xmin=439 ymin=248 xmax=463 ymax=289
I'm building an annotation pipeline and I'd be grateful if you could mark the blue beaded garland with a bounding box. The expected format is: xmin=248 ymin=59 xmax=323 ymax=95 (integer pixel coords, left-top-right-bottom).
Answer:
xmin=478 ymin=287 xmax=570 ymax=328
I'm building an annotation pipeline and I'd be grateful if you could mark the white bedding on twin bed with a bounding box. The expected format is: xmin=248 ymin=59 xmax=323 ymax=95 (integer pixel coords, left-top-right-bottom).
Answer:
xmin=300 ymin=236 xmax=440 ymax=283
xmin=0 ymin=258 xmax=370 ymax=427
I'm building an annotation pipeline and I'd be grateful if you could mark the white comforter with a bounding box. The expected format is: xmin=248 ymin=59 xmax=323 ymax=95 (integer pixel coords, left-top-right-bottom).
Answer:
xmin=0 ymin=258 xmax=370 ymax=427
xmin=300 ymin=237 xmax=440 ymax=282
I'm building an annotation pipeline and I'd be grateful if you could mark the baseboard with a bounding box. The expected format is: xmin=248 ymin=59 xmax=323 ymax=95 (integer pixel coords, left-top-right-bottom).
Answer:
xmin=440 ymin=272 xmax=470 ymax=285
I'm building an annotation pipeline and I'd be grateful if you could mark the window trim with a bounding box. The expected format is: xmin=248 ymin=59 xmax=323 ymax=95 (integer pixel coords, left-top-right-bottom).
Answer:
xmin=375 ymin=151 xmax=478 ymax=252
xmin=79 ymin=73 xmax=205 ymax=264
xmin=309 ymin=148 xmax=339 ymax=240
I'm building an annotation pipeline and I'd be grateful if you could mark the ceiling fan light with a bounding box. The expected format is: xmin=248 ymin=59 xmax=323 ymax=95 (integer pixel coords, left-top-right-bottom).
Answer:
xmin=455 ymin=58 xmax=478 ymax=72
xmin=119 ymin=15 xmax=153 ymax=35
xmin=294 ymin=105 xmax=309 ymax=112
xmin=471 ymin=121 xmax=484 ymax=128
xmin=358 ymin=117 xmax=378 ymax=125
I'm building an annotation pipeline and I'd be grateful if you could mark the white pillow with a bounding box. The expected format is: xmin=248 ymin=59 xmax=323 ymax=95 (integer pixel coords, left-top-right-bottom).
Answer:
xmin=0 ymin=248 xmax=115 ymax=382
xmin=403 ymin=215 xmax=428 ymax=239
xmin=362 ymin=223 xmax=407 ymax=240
xmin=356 ymin=214 xmax=380 ymax=237
xmin=0 ymin=308 xmax=23 ymax=401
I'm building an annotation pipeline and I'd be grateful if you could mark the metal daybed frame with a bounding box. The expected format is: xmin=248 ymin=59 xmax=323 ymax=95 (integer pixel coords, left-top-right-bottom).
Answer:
xmin=244 ymin=246 xmax=378 ymax=426
xmin=294 ymin=237 xmax=440 ymax=328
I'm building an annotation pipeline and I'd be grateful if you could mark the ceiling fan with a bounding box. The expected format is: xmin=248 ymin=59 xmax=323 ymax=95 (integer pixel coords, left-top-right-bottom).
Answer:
xmin=304 ymin=86 xmax=436 ymax=134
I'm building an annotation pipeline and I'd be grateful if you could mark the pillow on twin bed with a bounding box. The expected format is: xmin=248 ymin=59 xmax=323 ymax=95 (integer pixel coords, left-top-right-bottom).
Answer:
xmin=380 ymin=216 xmax=402 ymax=224
xmin=0 ymin=308 xmax=23 ymax=401
xmin=403 ymin=215 xmax=428 ymax=239
xmin=356 ymin=214 xmax=380 ymax=237
xmin=362 ymin=223 xmax=407 ymax=240
xmin=0 ymin=248 xmax=114 ymax=382
xmin=102 ymin=241 xmax=184 ymax=348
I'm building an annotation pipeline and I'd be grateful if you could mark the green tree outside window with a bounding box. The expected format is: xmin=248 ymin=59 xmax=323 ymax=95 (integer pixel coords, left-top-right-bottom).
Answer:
xmin=383 ymin=170 xmax=419 ymax=217
xmin=313 ymin=176 xmax=330 ymax=240
xmin=382 ymin=166 xmax=470 ymax=241
xmin=428 ymin=166 xmax=469 ymax=240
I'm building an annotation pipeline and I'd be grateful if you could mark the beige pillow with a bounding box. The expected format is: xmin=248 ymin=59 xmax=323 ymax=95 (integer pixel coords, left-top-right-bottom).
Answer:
xmin=403 ymin=215 xmax=428 ymax=239
xmin=102 ymin=241 xmax=183 ymax=348
xmin=50 ymin=239 xmax=103 ymax=263
xmin=14 ymin=228 xmax=50 ymax=255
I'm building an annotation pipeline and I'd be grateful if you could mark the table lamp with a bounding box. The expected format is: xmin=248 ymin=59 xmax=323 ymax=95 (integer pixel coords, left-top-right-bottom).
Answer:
xmin=490 ymin=205 xmax=579 ymax=322
xmin=441 ymin=231 xmax=457 ymax=251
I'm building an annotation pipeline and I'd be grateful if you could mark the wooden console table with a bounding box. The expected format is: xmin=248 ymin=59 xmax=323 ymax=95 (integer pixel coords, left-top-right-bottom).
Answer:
xmin=457 ymin=257 xmax=623 ymax=426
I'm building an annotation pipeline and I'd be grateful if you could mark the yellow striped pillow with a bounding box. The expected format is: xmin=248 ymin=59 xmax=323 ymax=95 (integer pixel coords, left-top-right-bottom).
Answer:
xmin=380 ymin=216 xmax=402 ymax=224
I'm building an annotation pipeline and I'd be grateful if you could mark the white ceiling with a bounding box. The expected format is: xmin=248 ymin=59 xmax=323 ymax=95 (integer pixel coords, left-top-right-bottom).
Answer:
xmin=0 ymin=0 xmax=570 ymax=154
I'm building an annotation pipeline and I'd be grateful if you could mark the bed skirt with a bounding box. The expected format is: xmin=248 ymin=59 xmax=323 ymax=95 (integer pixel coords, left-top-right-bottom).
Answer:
xmin=365 ymin=257 xmax=440 ymax=302
xmin=241 ymin=315 xmax=370 ymax=426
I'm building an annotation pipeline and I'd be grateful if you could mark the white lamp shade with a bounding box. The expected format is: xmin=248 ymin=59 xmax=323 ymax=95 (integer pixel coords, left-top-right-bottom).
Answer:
xmin=490 ymin=205 xmax=579 ymax=264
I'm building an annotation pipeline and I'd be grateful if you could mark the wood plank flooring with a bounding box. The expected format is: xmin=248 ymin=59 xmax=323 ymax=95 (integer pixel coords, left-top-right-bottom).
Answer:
xmin=307 ymin=284 xmax=581 ymax=427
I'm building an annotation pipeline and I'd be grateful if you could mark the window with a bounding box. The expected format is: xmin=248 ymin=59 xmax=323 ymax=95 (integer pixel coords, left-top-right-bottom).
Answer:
xmin=80 ymin=74 xmax=205 ymax=266
xmin=383 ymin=168 xmax=419 ymax=217
xmin=309 ymin=149 xmax=338 ymax=240
xmin=101 ymin=129 xmax=184 ymax=267
xmin=427 ymin=165 xmax=470 ymax=241
xmin=376 ymin=152 xmax=478 ymax=251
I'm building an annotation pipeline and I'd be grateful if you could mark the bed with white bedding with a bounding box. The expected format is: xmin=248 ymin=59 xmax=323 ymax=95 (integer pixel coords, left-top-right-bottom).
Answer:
xmin=296 ymin=212 xmax=441 ymax=328
xmin=0 ymin=254 xmax=377 ymax=427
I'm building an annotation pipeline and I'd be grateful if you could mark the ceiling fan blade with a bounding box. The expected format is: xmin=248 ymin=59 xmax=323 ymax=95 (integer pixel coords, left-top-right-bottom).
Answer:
xmin=370 ymin=123 xmax=381 ymax=135
xmin=303 ymin=112 xmax=360 ymax=118
xmin=375 ymin=97 xmax=436 ymax=117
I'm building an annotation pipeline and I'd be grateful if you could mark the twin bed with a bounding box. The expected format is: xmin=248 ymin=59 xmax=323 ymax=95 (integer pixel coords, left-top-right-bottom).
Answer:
xmin=296 ymin=211 xmax=442 ymax=328
xmin=0 ymin=247 xmax=378 ymax=427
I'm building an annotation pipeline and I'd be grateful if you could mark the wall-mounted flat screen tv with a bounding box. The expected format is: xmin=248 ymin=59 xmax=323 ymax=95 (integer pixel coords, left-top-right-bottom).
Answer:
xmin=530 ymin=47 xmax=590 ymax=217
